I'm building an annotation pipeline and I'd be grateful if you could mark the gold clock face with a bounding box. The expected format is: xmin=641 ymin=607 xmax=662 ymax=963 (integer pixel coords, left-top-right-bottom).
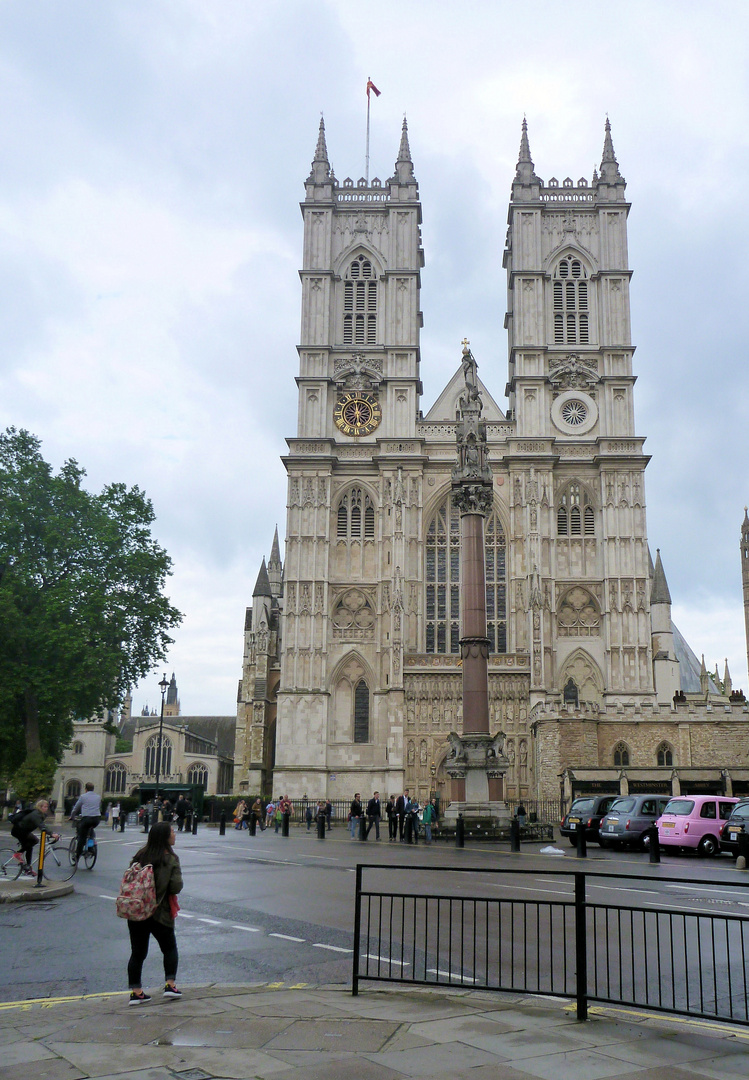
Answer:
xmin=333 ymin=392 xmax=382 ymax=437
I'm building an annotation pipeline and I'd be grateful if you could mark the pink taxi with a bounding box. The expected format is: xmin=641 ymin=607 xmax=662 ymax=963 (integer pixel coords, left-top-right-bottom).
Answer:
xmin=657 ymin=795 xmax=738 ymax=856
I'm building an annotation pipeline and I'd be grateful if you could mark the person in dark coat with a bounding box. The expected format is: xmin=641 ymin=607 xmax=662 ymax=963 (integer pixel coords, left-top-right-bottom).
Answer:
xmin=11 ymin=799 xmax=60 ymax=875
xmin=385 ymin=795 xmax=397 ymax=841
xmin=349 ymin=793 xmax=362 ymax=839
xmin=395 ymin=790 xmax=411 ymax=842
xmin=365 ymin=791 xmax=382 ymax=840
xmin=126 ymin=821 xmax=183 ymax=1005
xmin=175 ymin=796 xmax=187 ymax=832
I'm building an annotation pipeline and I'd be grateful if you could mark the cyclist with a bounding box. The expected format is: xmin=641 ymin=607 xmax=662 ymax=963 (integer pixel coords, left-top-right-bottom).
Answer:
xmin=70 ymin=782 xmax=102 ymax=863
xmin=11 ymin=799 xmax=60 ymax=876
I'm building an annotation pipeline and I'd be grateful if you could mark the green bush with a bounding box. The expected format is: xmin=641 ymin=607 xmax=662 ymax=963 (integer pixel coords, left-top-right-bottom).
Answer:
xmin=10 ymin=753 xmax=57 ymax=802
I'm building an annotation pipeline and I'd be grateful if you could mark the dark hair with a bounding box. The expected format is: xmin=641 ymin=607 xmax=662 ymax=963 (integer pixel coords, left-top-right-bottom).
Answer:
xmin=132 ymin=821 xmax=175 ymax=869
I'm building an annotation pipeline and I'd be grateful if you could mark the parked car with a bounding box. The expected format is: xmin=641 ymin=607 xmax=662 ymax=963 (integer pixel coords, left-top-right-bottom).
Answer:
xmin=657 ymin=795 xmax=738 ymax=856
xmin=598 ymin=795 xmax=672 ymax=849
xmin=560 ymin=795 xmax=619 ymax=846
xmin=719 ymin=799 xmax=749 ymax=857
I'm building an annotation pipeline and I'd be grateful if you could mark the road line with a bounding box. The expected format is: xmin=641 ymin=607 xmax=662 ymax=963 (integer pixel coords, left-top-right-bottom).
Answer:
xmin=269 ymin=933 xmax=306 ymax=942
xmin=231 ymin=925 xmax=261 ymax=932
xmin=177 ymin=913 xmax=195 ymax=918
xmin=197 ymin=917 xmax=222 ymax=925
xmin=98 ymin=894 xmax=118 ymax=901
xmin=667 ymin=884 xmax=749 ymax=895
xmin=364 ymin=954 xmax=410 ymax=967
xmin=427 ymin=968 xmax=476 ymax=982
xmin=589 ymin=885 xmax=660 ymax=895
xmin=311 ymin=943 xmax=352 ymax=953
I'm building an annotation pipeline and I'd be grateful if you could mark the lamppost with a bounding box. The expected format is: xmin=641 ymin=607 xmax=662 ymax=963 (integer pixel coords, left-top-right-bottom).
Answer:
xmin=155 ymin=673 xmax=169 ymax=816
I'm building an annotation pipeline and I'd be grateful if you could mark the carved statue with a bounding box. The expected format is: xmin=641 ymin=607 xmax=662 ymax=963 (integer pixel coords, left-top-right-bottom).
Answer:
xmin=446 ymin=731 xmax=466 ymax=763
xmin=488 ymin=730 xmax=506 ymax=759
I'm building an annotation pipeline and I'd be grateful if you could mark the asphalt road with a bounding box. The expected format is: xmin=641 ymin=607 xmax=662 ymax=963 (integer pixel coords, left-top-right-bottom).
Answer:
xmin=3 ymin=823 xmax=749 ymax=1003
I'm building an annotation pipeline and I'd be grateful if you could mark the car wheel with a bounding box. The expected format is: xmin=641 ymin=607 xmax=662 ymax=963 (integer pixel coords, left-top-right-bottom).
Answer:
xmin=568 ymin=837 xmax=577 ymax=847
xmin=598 ymin=837 xmax=610 ymax=848
xmin=698 ymin=835 xmax=718 ymax=857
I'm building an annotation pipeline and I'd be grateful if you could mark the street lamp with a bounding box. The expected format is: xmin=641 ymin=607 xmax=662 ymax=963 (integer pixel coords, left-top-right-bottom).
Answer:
xmin=155 ymin=673 xmax=169 ymax=812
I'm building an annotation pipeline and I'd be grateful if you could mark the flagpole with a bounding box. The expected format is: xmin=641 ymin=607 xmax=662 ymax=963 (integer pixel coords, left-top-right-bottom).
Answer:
xmin=365 ymin=84 xmax=371 ymax=184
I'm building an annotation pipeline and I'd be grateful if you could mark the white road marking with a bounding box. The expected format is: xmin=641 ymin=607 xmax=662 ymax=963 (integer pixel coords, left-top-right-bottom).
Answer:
xmin=269 ymin=933 xmax=306 ymax=942
xmin=98 ymin=894 xmax=118 ymax=901
xmin=588 ymin=885 xmax=660 ymax=895
xmin=177 ymin=913 xmax=195 ymax=919
xmin=667 ymin=884 xmax=749 ymax=896
xmin=231 ymin=925 xmax=261 ymax=932
xmin=427 ymin=968 xmax=476 ymax=982
xmin=311 ymin=943 xmax=352 ymax=953
xmin=363 ymin=954 xmax=410 ymax=967
xmin=198 ymin=917 xmax=222 ymax=925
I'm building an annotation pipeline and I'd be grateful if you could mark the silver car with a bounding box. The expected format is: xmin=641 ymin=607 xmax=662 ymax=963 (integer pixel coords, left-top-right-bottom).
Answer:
xmin=599 ymin=795 xmax=671 ymax=849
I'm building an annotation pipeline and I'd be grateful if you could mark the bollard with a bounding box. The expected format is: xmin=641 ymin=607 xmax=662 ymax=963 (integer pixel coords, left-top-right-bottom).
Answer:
xmin=282 ymin=810 xmax=290 ymax=837
xmin=737 ymin=831 xmax=749 ymax=869
xmin=575 ymin=820 xmax=587 ymax=858
xmin=219 ymin=811 xmax=226 ymax=836
xmin=192 ymin=814 xmax=198 ymax=835
xmin=648 ymin=823 xmax=660 ymax=863
xmin=120 ymin=814 xmax=126 ymax=832
xmin=455 ymin=814 xmax=465 ymax=848
xmin=317 ymin=813 xmax=326 ymax=839
xmin=142 ymin=811 xmax=149 ymax=834
xmin=510 ymin=817 xmax=521 ymax=853
xmin=359 ymin=814 xmax=367 ymax=841
xmin=405 ymin=814 xmax=413 ymax=844
xmin=35 ymin=831 xmax=47 ymax=888
xmin=249 ymin=815 xmax=257 ymax=836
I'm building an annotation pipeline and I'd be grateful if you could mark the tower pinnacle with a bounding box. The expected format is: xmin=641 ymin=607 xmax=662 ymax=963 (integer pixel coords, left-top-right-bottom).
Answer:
xmin=393 ymin=116 xmax=415 ymax=183
xmin=308 ymin=116 xmax=331 ymax=184
xmin=512 ymin=117 xmax=541 ymax=194
xmin=598 ymin=117 xmax=625 ymax=186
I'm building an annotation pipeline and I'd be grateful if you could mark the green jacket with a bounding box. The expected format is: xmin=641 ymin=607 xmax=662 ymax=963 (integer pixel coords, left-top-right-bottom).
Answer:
xmin=149 ymin=854 xmax=183 ymax=927
xmin=422 ymin=804 xmax=434 ymax=825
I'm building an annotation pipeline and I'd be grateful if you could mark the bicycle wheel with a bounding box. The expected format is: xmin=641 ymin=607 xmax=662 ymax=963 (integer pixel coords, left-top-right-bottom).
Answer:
xmin=81 ymin=842 xmax=97 ymax=870
xmin=42 ymin=840 xmax=77 ymax=883
xmin=0 ymin=846 xmax=24 ymax=880
xmin=68 ymin=835 xmax=77 ymax=866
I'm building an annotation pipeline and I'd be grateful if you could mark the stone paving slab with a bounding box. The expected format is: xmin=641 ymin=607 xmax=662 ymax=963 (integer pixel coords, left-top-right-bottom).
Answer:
xmin=0 ymin=880 xmax=74 ymax=903
xmin=0 ymin=983 xmax=747 ymax=1080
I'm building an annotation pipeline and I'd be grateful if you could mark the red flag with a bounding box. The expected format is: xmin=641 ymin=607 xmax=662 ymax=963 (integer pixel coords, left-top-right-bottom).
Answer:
xmin=366 ymin=79 xmax=381 ymax=99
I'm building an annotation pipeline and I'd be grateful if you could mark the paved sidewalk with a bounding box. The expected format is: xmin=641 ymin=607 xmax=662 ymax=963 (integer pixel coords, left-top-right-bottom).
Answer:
xmin=1 ymin=983 xmax=748 ymax=1080
xmin=0 ymin=878 xmax=74 ymax=903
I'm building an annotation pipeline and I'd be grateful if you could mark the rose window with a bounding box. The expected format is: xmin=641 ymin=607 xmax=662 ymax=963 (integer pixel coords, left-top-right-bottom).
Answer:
xmin=560 ymin=399 xmax=588 ymax=426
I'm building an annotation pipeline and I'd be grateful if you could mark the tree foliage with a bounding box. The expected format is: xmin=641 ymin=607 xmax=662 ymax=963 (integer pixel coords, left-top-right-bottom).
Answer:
xmin=10 ymin=752 xmax=58 ymax=802
xmin=0 ymin=428 xmax=183 ymax=777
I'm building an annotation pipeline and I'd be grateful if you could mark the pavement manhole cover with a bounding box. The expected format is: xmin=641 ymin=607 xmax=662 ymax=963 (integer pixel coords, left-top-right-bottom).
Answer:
xmin=172 ymin=1070 xmax=212 ymax=1080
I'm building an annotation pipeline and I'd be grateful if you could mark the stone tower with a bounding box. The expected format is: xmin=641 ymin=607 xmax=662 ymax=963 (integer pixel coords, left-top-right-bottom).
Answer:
xmin=271 ymin=117 xmax=424 ymax=798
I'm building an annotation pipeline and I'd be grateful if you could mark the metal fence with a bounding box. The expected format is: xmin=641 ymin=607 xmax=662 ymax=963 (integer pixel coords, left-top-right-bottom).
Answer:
xmin=352 ymin=863 xmax=749 ymax=1024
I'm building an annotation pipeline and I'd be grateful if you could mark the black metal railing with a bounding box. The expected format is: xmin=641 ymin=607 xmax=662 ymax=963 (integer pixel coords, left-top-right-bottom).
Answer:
xmin=352 ymin=863 xmax=749 ymax=1025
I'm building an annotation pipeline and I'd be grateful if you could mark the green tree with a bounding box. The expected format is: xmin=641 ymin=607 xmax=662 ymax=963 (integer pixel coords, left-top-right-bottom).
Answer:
xmin=0 ymin=428 xmax=182 ymax=776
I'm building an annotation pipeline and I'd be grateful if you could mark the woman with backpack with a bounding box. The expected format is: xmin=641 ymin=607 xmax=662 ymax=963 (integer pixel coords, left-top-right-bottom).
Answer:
xmin=126 ymin=821 xmax=183 ymax=1005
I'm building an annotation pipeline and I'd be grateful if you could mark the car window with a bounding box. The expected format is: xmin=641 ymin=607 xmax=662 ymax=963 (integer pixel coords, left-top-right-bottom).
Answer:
xmin=570 ymin=799 xmax=595 ymax=814
xmin=609 ymin=798 xmax=635 ymax=813
xmin=600 ymin=798 xmax=617 ymax=812
xmin=720 ymin=802 xmax=736 ymax=820
xmin=731 ymin=804 xmax=749 ymax=820
xmin=641 ymin=800 xmax=655 ymax=815
xmin=700 ymin=802 xmax=716 ymax=819
xmin=657 ymin=799 xmax=670 ymax=814
xmin=662 ymin=799 xmax=694 ymax=816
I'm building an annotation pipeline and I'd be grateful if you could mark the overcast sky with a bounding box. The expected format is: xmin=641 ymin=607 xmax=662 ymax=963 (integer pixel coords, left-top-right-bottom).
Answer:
xmin=1 ymin=1 xmax=748 ymax=715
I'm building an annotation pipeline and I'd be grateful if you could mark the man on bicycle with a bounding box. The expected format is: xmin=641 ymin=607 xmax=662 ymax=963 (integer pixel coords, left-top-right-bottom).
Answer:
xmin=70 ymin=782 xmax=102 ymax=863
xmin=11 ymin=799 xmax=60 ymax=876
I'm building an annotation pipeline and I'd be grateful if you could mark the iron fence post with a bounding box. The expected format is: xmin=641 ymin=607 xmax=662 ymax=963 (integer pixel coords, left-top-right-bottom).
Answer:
xmin=574 ymin=871 xmax=588 ymax=1021
xmin=510 ymin=817 xmax=520 ymax=853
xmin=352 ymin=863 xmax=363 ymax=996
xmin=456 ymin=814 xmax=465 ymax=848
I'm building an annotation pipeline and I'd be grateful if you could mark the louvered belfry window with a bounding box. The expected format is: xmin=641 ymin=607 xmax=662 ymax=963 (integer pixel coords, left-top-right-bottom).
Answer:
xmin=553 ymin=256 xmax=589 ymax=345
xmin=343 ymin=255 xmax=377 ymax=345
xmin=336 ymin=488 xmax=376 ymax=540
xmin=557 ymin=482 xmax=595 ymax=537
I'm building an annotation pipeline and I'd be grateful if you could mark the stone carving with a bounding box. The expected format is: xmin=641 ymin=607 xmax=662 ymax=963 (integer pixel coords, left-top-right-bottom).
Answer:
xmin=334 ymin=354 xmax=382 ymax=391
xmin=332 ymin=589 xmax=375 ymax=636
xmin=548 ymin=354 xmax=599 ymax=391
xmin=557 ymin=587 xmax=601 ymax=637
xmin=488 ymin=731 xmax=506 ymax=759
xmin=446 ymin=730 xmax=467 ymax=763
xmin=453 ymin=485 xmax=493 ymax=515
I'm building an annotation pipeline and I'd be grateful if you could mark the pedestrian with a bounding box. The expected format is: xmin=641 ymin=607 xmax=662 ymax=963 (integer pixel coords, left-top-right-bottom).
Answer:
xmin=175 ymin=796 xmax=187 ymax=833
xmin=251 ymin=797 xmax=265 ymax=831
xmin=325 ymin=800 xmax=332 ymax=831
xmin=422 ymin=799 xmax=435 ymax=844
xmin=349 ymin=793 xmax=362 ymax=839
xmin=410 ymin=800 xmax=421 ymax=844
xmin=233 ymin=799 xmax=247 ymax=830
xmin=265 ymin=799 xmax=276 ymax=830
xmin=126 ymin=821 xmax=183 ymax=1005
xmin=365 ymin=791 xmax=381 ymax=840
xmin=112 ymin=802 xmax=121 ymax=831
xmin=274 ymin=801 xmax=283 ymax=833
xmin=305 ymin=804 xmax=313 ymax=831
xmin=516 ymin=802 xmax=527 ymax=827
xmin=395 ymin=789 xmax=411 ymax=842
xmin=105 ymin=801 xmax=112 ymax=824
xmin=183 ymin=799 xmax=193 ymax=832
xmin=161 ymin=799 xmax=172 ymax=823
xmin=386 ymin=795 xmax=397 ymax=841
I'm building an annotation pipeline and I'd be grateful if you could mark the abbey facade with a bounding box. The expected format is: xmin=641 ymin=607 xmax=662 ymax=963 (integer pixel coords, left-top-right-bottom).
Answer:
xmin=234 ymin=119 xmax=749 ymax=811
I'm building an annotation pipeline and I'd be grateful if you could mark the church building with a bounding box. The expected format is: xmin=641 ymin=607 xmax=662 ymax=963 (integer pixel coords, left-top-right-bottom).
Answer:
xmin=234 ymin=118 xmax=749 ymax=811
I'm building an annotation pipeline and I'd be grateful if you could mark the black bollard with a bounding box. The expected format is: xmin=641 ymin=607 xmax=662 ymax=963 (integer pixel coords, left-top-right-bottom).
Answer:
xmin=120 ymin=813 xmax=126 ymax=832
xmin=648 ymin=823 xmax=660 ymax=863
xmin=359 ymin=814 xmax=367 ymax=841
xmin=317 ymin=813 xmax=326 ymax=839
xmin=282 ymin=810 xmax=290 ymax=837
xmin=192 ymin=814 xmax=198 ymax=835
xmin=219 ymin=810 xmax=226 ymax=836
xmin=510 ymin=817 xmax=520 ymax=853
xmin=142 ymin=811 xmax=149 ymax=834
xmin=405 ymin=814 xmax=413 ymax=844
xmin=249 ymin=815 xmax=256 ymax=836
xmin=456 ymin=813 xmax=465 ymax=849
xmin=737 ymin=830 xmax=749 ymax=867
xmin=575 ymin=820 xmax=587 ymax=858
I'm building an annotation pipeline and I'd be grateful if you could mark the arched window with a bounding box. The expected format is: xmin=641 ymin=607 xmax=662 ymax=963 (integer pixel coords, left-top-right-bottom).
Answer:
xmin=336 ymin=488 xmax=376 ymax=540
xmin=144 ymin=735 xmax=172 ymax=777
xmin=657 ymin=742 xmax=673 ymax=767
xmin=72 ymin=741 xmax=84 ymax=755
xmin=66 ymin=780 xmax=82 ymax=799
xmin=613 ymin=742 xmax=630 ymax=767
xmin=187 ymin=762 xmax=208 ymax=787
xmin=354 ymin=680 xmax=370 ymax=743
xmin=105 ymin=762 xmax=127 ymax=794
xmin=343 ymin=255 xmax=377 ymax=345
xmin=553 ymin=256 xmax=589 ymax=344
xmin=425 ymin=496 xmax=506 ymax=654
xmin=557 ymin=482 xmax=595 ymax=537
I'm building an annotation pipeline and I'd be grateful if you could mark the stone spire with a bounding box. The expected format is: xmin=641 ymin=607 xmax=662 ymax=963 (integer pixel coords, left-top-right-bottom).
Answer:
xmin=724 ymin=659 xmax=733 ymax=697
xmin=393 ymin=116 xmax=415 ymax=183
xmin=253 ymin=557 xmax=272 ymax=599
xmin=512 ymin=117 xmax=541 ymax=199
xmin=308 ymin=116 xmax=331 ymax=184
xmin=267 ymin=527 xmax=283 ymax=597
xmin=700 ymin=654 xmax=709 ymax=696
xmin=651 ymin=549 xmax=672 ymax=605
xmin=598 ymin=117 xmax=625 ymax=187
xmin=166 ymin=672 xmax=178 ymax=706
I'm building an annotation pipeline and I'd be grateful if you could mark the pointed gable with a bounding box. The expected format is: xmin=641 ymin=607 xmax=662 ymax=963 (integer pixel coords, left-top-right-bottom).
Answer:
xmin=423 ymin=365 xmax=506 ymax=423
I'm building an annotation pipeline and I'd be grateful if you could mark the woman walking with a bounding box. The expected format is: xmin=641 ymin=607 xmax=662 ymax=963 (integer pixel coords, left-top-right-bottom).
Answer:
xmin=126 ymin=821 xmax=183 ymax=1005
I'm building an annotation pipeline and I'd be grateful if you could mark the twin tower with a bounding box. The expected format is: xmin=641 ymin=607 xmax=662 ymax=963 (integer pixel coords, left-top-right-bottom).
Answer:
xmin=234 ymin=117 xmax=749 ymax=809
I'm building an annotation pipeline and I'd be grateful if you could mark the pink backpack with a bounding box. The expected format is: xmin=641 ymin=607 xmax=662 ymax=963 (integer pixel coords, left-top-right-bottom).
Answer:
xmin=115 ymin=862 xmax=158 ymax=921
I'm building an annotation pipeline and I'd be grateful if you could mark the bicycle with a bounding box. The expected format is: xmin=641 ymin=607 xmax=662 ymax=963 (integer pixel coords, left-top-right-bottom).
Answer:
xmin=0 ymin=835 xmax=77 ymax=883
xmin=68 ymin=823 xmax=98 ymax=870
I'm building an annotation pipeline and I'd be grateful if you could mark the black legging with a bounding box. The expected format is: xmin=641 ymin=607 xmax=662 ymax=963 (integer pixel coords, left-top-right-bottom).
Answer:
xmin=127 ymin=917 xmax=178 ymax=988
xmin=11 ymin=827 xmax=37 ymax=866
xmin=75 ymin=816 xmax=101 ymax=859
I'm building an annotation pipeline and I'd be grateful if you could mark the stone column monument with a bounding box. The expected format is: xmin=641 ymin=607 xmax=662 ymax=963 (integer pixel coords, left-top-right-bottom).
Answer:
xmin=444 ymin=341 xmax=510 ymax=823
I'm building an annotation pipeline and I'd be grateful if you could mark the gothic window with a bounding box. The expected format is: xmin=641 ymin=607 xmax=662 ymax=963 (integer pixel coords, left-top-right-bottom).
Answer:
xmin=425 ymin=495 xmax=506 ymax=654
xmin=144 ymin=734 xmax=172 ymax=777
xmin=657 ymin=742 xmax=673 ymax=767
xmin=354 ymin=680 xmax=370 ymax=742
xmin=66 ymin=780 xmax=82 ymax=799
xmin=187 ymin=762 xmax=209 ymax=787
xmin=556 ymin=482 xmax=595 ymax=537
xmin=332 ymin=589 xmax=375 ymax=638
xmin=336 ymin=488 xmax=376 ymax=540
xmin=553 ymin=256 xmax=589 ymax=345
xmin=343 ymin=255 xmax=377 ymax=345
xmin=72 ymin=741 xmax=84 ymax=755
xmin=105 ymin=762 xmax=127 ymax=794
xmin=613 ymin=742 xmax=630 ymax=767
xmin=557 ymin=586 xmax=601 ymax=636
